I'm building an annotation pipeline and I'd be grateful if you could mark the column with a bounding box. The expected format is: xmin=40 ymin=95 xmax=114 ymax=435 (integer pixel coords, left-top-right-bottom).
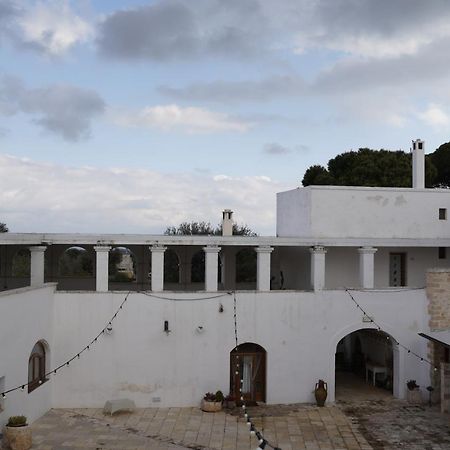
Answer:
xmin=256 ymin=246 xmax=273 ymax=291
xmin=310 ymin=246 xmax=327 ymax=291
xmin=150 ymin=245 xmax=166 ymax=292
xmin=358 ymin=247 xmax=377 ymax=289
xmin=94 ymin=245 xmax=111 ymax=292
xmin=203 ymin=246 xmax=221 ymax=292
xmin=29 ymin=246 xmax=46 ymax=287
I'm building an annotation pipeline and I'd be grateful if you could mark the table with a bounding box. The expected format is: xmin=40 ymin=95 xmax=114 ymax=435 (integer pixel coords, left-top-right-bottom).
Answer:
xmin=365 ymin=362 xmax=387 ymax=386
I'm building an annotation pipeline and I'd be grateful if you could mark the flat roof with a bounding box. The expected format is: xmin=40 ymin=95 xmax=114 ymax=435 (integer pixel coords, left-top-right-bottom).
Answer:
xmin=418 ymin=331 xmax=450 ymax=349
xmin=1 ymin=233 xmax=450 ymax=247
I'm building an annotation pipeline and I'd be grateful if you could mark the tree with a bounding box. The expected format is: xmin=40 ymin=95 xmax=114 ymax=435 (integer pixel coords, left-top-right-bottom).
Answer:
xmin=164 ymin=221 xmax=257 ymax=236
xmin=302 ymin=148 xmax=437 ymax=188
xmin=0 ymin=222 xmax=8 ymax=232
xmin=429 ymin=142 xmax=450 ymax=187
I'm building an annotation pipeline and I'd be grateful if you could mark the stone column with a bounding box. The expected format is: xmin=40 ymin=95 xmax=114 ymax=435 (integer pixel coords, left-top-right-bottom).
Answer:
xmin=94 ymin=245 xmax=111 ymax=292
xmin=256 ymin=246 xmax=273 ymax=291
xmin=203 ymin=246 xmax=221 ymax=292
xmin=150 ymin=245 xmax=166 ymax=292
xmin=358 ymin=247 xmax=377 ymax=289
xmin=310 ymin=246 xmax=327 ymax=291
xmin=29 ymin=246 xmax=46 ymax=287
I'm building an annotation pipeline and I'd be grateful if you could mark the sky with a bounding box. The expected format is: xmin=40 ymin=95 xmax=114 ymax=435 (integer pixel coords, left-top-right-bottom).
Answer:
xmin=1 ymin=0 xmax=450 ymax=235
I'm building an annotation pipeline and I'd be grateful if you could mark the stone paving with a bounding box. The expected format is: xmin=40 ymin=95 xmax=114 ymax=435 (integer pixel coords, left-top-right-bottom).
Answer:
xmin=1 ymin=399 xmax=450 ymax=449
xmin=2 ymin=404 xmax=370 ymax=450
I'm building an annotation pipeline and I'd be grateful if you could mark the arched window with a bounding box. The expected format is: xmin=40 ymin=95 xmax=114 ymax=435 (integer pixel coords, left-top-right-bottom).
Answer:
xmin=164 ymin=249 xmax=180 ymax=283
xmin=58 ymin=247 xmax=93 ymax=277
xmin=28 ymin=342 xmax=47 ymax=393
xmin=12 ymin=248 xmax=30 ymax=277
xmin=109 ymin=247 xmax=136 ymax=282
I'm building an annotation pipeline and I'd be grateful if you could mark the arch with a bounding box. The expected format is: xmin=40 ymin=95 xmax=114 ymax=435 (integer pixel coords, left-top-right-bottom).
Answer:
xmin=230 ymin=342 xmax=266 ymax=404
xmin=11 ymin=248 xmax=30 ymax=277
xmin=58 ymin=246 xmax=93 ymax=277
xmin=235 ymin=248 xmax=256 ymax=285
xmin=164 ymin=249 xmax=180 ymax=283
xmin=109 ymin=247 xmax=136 ymax=282
xmin=191 ymin=250 xmax=205 ymax=283
xmin=28 ymin=340 xmax=50 ymax=393
xmin=330 ymin=324 xmax=401 ymax=402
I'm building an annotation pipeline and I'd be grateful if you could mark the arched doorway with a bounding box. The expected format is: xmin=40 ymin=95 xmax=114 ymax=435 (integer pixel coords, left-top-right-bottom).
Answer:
xmin=335 ymin=329 xmax=394 ymax=401
xmin=230 ymin=343 xmax=266 ymax=405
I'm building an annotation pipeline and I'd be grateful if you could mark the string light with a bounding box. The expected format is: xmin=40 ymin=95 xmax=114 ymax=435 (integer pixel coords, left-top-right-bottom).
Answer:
xmin=346 ymin=289 xmax=439 ymax=371
xmin=233 ymin=292 xmax=281 ymax=450
xmin=0 ymin=291 xmax=131 ymax=398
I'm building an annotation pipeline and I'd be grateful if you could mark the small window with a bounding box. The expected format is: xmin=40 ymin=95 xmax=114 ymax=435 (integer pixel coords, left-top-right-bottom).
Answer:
xmin=439 ymin=247 xmax=447 ymax=259
xmin=418 ymin=142 xmax=423 ymax=150
xmin=28 ymin=342 xmax=47 ymax=393
xmin=439 ymin=208 xmax=447 ymax=220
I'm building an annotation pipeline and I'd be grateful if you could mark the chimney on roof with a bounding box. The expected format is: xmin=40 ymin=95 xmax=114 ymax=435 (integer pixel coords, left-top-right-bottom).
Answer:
xmin=411 ymin=139 xmax=425 ymax=189
xmin=222 ymin=209 xmax=233 ymax=236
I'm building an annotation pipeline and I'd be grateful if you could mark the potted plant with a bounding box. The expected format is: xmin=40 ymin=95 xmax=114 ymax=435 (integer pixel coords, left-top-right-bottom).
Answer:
xmin=406 ymin=380 xmax=422 ymax=404
xmin=201 ymin=390 xmax=224 ymax=412
xmin=3 ymin=415 xmax=32 ymax=450
xmin=223 ymin=393 xmax=235 ymax=409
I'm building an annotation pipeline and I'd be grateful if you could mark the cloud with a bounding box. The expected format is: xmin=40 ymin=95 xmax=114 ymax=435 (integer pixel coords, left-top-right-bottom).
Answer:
xmin=158 ymin=75 xmax=306 ymax=103
xmin=96 ymin=0 xmax=270 ymax=61
xmin=0 ymin=154 xmax=289 ymax=235
xmin=17 ymin=0 xmax=93 ymax=55
xmin=0 ymin=75 xmax=105 ymax=141
xmin=114 ymin=104 xmax=252 ymax=133
xmin=263 ymin=142 xmax=309 ymax=155
xmin=294 ymin=0 xmax=450 ymax=58
xmin=419 ymin=103 xmax=450 ymax=129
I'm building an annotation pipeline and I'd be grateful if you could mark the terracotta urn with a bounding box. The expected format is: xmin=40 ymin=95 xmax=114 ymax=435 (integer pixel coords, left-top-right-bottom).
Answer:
xmin=314 ymin=379 xmax=328 ymax=407
xmin=406 ymin=388 xmax=422 ymax=404
xmin=3 ymin=424 xmax=32 ymax=450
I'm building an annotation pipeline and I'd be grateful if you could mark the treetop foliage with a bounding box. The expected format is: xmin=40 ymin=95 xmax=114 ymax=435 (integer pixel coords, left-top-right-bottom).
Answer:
xmin=164 ymin=221 xmax=257 ymax=236
xmin=301 ymin=144 xmax=450 ymax=188
xmin=0 ymin=222 xmax=8 ymax=233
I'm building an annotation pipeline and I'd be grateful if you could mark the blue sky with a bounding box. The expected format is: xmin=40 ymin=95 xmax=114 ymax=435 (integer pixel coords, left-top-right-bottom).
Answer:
xmin=1 ymin=0 xmax=450 ymax=235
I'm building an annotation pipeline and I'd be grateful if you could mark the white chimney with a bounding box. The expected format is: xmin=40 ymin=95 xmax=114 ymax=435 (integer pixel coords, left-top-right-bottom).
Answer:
xmin=411 ymin=139 xmax=425 ymax=189
xmin=222 ymin=209 xmax=233 ymax=236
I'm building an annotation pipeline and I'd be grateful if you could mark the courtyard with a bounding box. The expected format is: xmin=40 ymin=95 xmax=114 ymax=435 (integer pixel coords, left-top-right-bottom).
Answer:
xmin=4 ymin=396 xmax=450 ymax=450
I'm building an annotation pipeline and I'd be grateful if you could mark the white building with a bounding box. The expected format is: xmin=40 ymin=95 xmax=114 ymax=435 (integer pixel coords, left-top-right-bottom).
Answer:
xmin=0 ymin=139 xmax=449 ymax=425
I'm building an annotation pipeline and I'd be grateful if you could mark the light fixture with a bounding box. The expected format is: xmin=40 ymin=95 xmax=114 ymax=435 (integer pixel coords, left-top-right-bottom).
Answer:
xmin=164 ymin=320 xmax=171 ymax=334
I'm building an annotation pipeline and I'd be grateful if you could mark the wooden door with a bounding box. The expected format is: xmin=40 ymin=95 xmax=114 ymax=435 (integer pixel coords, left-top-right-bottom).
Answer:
xmin=230 ymin=343 xmax=266 ymax=404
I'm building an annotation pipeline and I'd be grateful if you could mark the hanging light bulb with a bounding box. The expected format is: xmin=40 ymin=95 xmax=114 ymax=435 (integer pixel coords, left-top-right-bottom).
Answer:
xmin=2 ymin=393 xmax=6 ymax=399
xmin=257 ymin=439 xmax=267 ymax=450
xmin=250 ymin=425 xmax=255 ymax=435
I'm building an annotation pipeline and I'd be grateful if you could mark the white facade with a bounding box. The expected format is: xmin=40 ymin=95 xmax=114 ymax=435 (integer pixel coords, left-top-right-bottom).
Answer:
xmin=0 ymin=144 xmax=449 ymax=426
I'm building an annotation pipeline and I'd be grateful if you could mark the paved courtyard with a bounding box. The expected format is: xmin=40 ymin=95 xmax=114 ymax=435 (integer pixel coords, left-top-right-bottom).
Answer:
xmin=2 ymin=397 xmax=450 ymax=449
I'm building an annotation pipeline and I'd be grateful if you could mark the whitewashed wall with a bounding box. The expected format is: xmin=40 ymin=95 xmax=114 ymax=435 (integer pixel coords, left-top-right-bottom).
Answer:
xmin=51 ymin=289 xmax=429 ymax=408
xmin=0 ymin=285 xmax=55 ymax=427
xmin=277 ymin=186 xmax=450 ymax=239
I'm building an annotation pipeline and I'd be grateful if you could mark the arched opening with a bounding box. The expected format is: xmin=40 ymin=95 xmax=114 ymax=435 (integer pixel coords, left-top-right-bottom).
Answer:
xmin=58 ymin=247 xmax=93 ymax=277
xmin=28 ymin=341 xmax=49 ymax=393
xmin=230 ymin=343 xmax=266 ymax=405
xmin=11 ymin=248 xmax=30 ymax=278
xmin=109 ymin=247 xmax=136 ymax=283
xmin=335 ymin=329 xmax=394 ymax=401
xmin=191 ymin=250 xmax=204 ymax=284
xmin=236 ymin=248 xmax=256 ymax=289
xmin=164 ymin=249 xmax=180 ymax=284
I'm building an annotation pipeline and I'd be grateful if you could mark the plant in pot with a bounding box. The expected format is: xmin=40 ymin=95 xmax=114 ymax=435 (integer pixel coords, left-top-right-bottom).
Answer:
xmin=201 ymin=390 xmax=224 ymax=412
xmin=406 ymin=379 xmax=422 ymax=404
xmin=223 ymin=393 xmax=236 ymax=409
xmin=3 ymin=415 xmax=32 ymax=450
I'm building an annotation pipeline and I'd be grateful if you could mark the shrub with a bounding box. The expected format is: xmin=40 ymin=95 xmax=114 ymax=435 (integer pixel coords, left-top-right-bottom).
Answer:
xmin=215 ymin=390 xmax=224 ymax=402
xmin=7 ymin=416 xmax=27 ymax=427
xmin=407 ymin=380 xmax=419 ymax=391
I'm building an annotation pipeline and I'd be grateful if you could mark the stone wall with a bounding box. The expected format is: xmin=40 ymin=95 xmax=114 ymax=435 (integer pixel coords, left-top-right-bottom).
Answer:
xmin=426 ymin=269 xmax=450 ymax=407
xmin=441 ymin=363 xmax=450 ymax=413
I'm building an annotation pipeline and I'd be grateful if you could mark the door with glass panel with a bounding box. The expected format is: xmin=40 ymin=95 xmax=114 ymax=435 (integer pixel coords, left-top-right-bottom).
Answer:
xmin=230 ymin=343 xmax=266 ymax=404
